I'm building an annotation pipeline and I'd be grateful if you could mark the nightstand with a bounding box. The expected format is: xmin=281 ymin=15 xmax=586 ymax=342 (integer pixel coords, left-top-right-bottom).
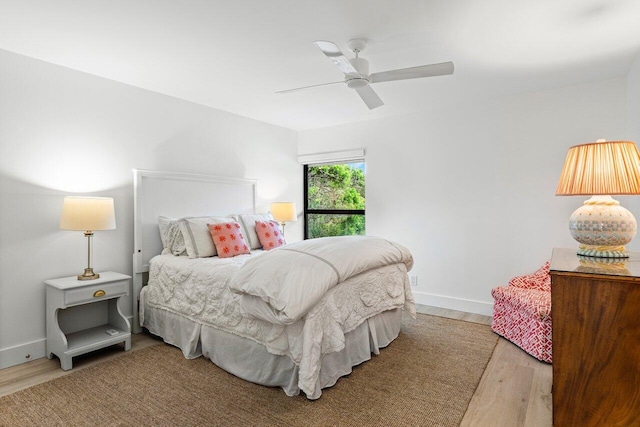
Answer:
xmin=45 ymin=271 xmax=132 ymax=370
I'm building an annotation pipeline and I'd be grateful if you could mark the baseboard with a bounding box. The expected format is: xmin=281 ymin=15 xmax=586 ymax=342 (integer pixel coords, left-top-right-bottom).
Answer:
xmin=412 ymin=291 xmax=494 ymax=316
xmin=0 ymin=338 xmax=46 ymax=370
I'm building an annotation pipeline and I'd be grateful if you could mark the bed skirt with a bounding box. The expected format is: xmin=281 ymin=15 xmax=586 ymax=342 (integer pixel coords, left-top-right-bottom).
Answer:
xmin=141 ymin=289 xmax=402 ymax=399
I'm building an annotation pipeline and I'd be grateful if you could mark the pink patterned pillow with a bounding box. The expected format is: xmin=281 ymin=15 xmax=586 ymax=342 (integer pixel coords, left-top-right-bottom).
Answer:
xmin=254 ymin=220 xmax=285 ymax=250
xmin=207 ymin=222 xmax=250 ymax=258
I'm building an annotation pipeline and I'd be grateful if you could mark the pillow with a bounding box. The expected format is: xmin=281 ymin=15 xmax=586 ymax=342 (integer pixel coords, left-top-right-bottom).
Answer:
xmin=235 ymin=213 xmax=274 ymax=249
xmin=207 ymin=222 xmax=250 ymax=258
xmin=254 ymin=220 xmax=285 ymax=250
xmin=227 ymin=214 xmax=246 ymax=242
xmin=158 ymin=216 xmax=187 ymax=256
xmin=179 ymin=216 xmax=230 ymax=258
xmin=158 ymin=216 xmax=172 ymax=248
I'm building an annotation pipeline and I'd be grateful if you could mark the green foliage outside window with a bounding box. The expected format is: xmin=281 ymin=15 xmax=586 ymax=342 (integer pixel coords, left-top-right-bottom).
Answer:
xmin=306 ymin=213 xmax=365 ymax=238
xmin=306 ymin=163 xmax=365 ymax=238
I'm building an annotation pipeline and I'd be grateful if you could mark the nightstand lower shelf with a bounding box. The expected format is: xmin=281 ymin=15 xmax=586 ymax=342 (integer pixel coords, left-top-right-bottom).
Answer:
xmin=65 ymin=324 xmax=131 ymax=356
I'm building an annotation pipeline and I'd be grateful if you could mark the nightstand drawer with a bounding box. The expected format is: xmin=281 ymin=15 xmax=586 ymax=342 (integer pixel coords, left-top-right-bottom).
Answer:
xmin=64 ymin=280 xmax=128 ymax=306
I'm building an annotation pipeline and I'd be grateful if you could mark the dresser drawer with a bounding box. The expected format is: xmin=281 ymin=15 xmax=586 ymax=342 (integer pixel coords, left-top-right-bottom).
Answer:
xmin=64 ymin=280 xmax=128 ymax=306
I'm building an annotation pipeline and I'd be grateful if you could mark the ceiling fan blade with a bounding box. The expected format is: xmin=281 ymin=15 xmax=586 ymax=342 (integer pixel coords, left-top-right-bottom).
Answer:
xmin=276 ymin=81 xmax=343 ymax=95
xmin=313 ymin=40 xmax=358 ymax=75
xmin=355 ymin=85 xmax=384 ymax=110
xmin=369 ymin=61 xmax=454 ymax=84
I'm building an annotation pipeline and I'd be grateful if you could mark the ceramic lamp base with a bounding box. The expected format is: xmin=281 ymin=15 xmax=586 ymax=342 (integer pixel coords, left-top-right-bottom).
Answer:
xmin=569 ymin=195 xmax=636 ymax=258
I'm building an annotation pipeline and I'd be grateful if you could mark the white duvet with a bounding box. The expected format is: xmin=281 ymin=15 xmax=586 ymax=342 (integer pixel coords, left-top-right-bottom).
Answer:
xmin=229 ymin=236 xmax=414 ymax=324
xmin=142 ymin=236 xmax=415 ymax=398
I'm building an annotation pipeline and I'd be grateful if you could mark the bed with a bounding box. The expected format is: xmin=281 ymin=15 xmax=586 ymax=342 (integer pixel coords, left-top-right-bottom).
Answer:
xmin=132 ymin=169 xmax=415 ymax=399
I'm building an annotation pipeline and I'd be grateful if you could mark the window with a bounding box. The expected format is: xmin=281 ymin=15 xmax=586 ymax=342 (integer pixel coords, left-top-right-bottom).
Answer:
xmin=304 ymin=161 xmax=365 ymax=239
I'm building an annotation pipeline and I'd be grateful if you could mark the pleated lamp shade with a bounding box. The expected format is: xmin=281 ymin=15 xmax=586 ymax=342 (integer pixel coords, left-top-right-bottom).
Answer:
xmin=556 ymin=140 xmax=640 ymax=196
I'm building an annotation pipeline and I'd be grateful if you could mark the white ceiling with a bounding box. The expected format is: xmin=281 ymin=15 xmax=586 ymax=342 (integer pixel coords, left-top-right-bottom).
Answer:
xmin=2 ymin=0 xmax=640 ymax=131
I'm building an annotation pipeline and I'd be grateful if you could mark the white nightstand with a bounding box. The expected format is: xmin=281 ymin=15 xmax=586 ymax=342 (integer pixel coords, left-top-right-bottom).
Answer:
xmin=45 ymin=271 xmax=132 ymax=370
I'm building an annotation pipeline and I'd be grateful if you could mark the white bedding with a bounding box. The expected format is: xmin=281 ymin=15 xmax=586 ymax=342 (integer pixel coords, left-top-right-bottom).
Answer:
xmin=142 ymin=244 xmax=415 ymax=398
xmin=229 ymin=236 xmax=414 ymax=324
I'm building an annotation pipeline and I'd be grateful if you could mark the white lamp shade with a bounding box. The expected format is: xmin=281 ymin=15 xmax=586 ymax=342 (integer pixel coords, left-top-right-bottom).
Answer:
xmin=60 ymin=196 xmax=116 ymax=231
xmin=271 ymin=202 xmax=297 ymax=223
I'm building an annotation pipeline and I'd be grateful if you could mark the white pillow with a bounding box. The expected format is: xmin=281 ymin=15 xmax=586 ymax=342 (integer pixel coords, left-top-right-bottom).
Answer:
xmin=158 ymin=216 xmax=187 ymax=256
xmin=158 ymin=216 xmax=172 ymax=248
xmin=235 ymin=213 xmax=274 ymax=249
xmin=179 ymin=216 xmax=230 ymax=258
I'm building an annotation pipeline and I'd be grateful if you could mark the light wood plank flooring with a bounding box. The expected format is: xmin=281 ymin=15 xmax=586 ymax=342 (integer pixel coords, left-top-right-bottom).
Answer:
xmin=0 ymin=334 xmax=162 ymax=398
xmin=415 ymin=304 xmax=553 ymax=427
xmin=0 ymin=306 xmax=552 ymax=426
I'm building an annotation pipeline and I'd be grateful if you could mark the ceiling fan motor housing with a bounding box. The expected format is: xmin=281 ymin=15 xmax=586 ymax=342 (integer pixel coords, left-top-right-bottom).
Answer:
xmin=346 ymin=57 xmax=369 ymax=88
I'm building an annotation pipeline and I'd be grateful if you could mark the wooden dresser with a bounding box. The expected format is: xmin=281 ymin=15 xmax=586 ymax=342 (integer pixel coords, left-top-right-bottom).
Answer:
xmin=550 ymin=248 xmax=640 ymax=426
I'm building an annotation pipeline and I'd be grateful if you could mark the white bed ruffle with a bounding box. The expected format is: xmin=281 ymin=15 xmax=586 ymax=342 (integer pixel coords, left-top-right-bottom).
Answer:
xmin=142 ymin=291 xmax=402 ymax=399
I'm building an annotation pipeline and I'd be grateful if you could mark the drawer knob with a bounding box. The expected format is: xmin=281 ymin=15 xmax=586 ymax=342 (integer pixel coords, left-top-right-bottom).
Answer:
xmin=93 ymin=290 xmax=106 ymax=298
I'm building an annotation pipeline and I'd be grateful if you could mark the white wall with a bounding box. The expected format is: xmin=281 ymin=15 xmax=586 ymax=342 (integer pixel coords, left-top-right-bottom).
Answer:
xmin=299 ymin=77 xmax=629 ymax=314
xmin=626 ymin=52 xmax=640 ymax=252
xmin=628 ymin=53 xmax=640 ymax=142
xmin=0 ymin=49 xmax=301 ymax=369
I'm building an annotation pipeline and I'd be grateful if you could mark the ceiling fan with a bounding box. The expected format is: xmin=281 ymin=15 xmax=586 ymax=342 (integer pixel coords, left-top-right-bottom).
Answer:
xmin=276 ymin=38 xmax=454 ymax=110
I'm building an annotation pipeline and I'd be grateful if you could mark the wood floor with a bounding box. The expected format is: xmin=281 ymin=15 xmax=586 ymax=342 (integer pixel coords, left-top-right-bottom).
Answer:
xmin=414 ymin=305 xmax=553 ymax=427
xmin=0 ymin=306 xmax=552 ymax=426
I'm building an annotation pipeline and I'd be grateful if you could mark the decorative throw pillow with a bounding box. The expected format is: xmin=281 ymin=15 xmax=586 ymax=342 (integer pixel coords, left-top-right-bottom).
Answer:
xmin=254 ymin=220 xmax=285 ymax=250
xmin=207 ymin=222 xmax=250 ymax=258
xmin=179 ymin=216 xmax=230 ymax=258
xmin=234 ymin=213 xmax=274 ymax=249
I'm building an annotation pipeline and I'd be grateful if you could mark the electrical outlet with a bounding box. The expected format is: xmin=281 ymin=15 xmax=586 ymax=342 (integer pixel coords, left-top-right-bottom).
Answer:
xmin=410 ymin=275 xmax=417 ymax=286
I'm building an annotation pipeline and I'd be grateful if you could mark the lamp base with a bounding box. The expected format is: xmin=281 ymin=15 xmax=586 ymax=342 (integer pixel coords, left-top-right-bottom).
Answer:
xmin=577 ymin=244 xmax=628 ymax=258
xmin=569 ymin=195 xmax=636 ymax=259
xmin=78 ymin=268 xmax=100 ymax=281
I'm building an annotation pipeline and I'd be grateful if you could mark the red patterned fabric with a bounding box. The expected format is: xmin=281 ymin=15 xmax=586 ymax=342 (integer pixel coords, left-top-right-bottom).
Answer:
xmin=207 ymin=222 xmax=250 ymax=258
xmin=491 ymin=262 xmax=552 ymax=363
xmin=255 ymin=220 xmax=285 ymax=250
xmin=508 ymin=261 xmax=551 ymax=291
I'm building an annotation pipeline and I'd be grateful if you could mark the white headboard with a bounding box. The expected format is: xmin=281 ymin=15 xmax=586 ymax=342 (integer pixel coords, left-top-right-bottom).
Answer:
xmin=132 ymin=169 xmax=257 ymax=332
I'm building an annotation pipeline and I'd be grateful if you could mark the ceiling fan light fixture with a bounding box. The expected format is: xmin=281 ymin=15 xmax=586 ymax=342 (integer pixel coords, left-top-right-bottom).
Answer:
xmin=345 ymin=77 xmax=370 ymax=89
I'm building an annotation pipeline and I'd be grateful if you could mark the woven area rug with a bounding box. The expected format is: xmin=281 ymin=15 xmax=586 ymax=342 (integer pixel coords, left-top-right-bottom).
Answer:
xmin=0 ymin=314 xmax=498 ymax=426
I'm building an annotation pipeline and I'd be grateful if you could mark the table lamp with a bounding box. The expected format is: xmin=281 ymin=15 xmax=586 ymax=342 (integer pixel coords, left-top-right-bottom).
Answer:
xmin=60 ymin=196 xmax=116 ymax=280
xmin=556 ymin=139 xmax=640 ymax=258
xmin=270 ymin=202 xmax=296 ymax=237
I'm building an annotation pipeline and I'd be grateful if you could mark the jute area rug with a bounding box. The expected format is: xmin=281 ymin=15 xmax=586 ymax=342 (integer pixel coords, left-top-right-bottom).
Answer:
xmin=0 ymin=314 xmax=498 ymax=426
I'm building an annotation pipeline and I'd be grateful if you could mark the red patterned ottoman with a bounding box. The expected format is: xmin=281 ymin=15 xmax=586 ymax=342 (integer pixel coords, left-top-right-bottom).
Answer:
xmin=491 ymin=262 xmax=552 ymax=363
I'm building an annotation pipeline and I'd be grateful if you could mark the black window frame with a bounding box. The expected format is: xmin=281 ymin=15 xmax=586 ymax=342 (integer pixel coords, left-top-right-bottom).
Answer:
xmin=303 ymin=163 xmax=366 ymax=240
